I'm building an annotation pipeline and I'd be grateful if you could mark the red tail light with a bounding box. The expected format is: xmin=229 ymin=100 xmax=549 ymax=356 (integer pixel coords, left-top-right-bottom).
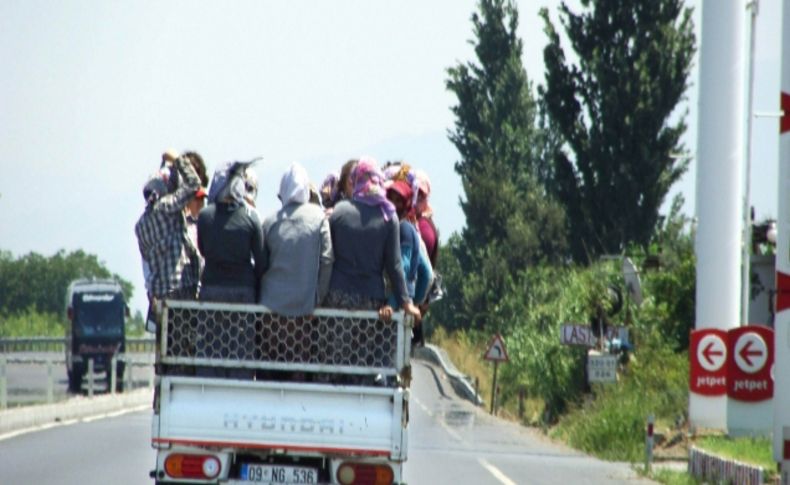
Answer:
xmin=164 ymin=454 xmax=220 ymax=479
xmin=337 ymin=463 xmax=394 ymax=485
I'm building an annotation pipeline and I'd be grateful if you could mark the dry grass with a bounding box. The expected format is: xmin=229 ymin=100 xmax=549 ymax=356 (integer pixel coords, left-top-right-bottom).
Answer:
xmin=429 ymin=327 xmax=545 ymax=424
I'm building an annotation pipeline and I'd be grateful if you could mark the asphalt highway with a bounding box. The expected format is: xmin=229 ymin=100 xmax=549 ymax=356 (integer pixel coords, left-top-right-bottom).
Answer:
xmin=0 ymin=360 xmax=653 ymax=484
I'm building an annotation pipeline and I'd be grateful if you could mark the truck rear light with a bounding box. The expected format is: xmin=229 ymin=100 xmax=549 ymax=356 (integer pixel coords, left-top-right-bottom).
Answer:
xmin=337 ymin=463 xmax=394 ymax=485
xmin=164 ymin=454 xmax=221 ymax=479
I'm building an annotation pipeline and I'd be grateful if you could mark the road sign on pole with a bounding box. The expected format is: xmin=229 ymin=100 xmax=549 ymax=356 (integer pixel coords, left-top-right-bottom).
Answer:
xmin=727 ymin=325 xmax=773 ymax=402
xmin=484 ymin=334 xmax=508 ymax=415
xmin=560 ymin=323 xmax=629 ymax=348
xmin=484 ymin=334 xmax=509 ymax=362
xmin=689 ymin=329 xmax=727 ymax=396
xmin=587 ymin=352 xmax=617 ymax=384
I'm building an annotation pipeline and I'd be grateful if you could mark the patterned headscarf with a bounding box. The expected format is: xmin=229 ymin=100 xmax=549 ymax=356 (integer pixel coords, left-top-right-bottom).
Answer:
xmin=415 ymin=169 xmax=433 ymax=217
xmin=387 ymin=180 xmax=413 ymax=216
xmin=208 ymin=160 xmax=256 ymax=206
xmin=320 ymin=171 xmax=340 ymax=208
xmin=351 ymin=157 xmax=396 ymax=221
xmin=384 ymin=161 xmax=420 ymax=219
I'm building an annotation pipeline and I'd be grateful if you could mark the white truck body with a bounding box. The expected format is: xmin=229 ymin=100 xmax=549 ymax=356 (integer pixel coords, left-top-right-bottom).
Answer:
xmin=151 ymin=300 xmax=411 ymax=485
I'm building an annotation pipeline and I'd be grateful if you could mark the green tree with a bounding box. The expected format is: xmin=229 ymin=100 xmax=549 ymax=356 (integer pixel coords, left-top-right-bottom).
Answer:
xmin=540 ymin=0 xmax=696 ymax=262
xmin=636 ymin=194 xmax=696 ymax=350
xmin=447 ymin=0 xmax=567 ymax=271
xmin=443 ymin=0 xmax=568 ymax=330
xmin=0 ymin=249 xmax=133 ymax=316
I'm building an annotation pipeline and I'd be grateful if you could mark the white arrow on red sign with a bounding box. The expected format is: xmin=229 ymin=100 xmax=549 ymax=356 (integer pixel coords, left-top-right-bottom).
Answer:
xmin=702 ymin=341 xmax=724 ymax=366
xmin=697 ymin=334 xmax=726 ymax=372
xmin=734 ymin=332 xmax=767 ymax=374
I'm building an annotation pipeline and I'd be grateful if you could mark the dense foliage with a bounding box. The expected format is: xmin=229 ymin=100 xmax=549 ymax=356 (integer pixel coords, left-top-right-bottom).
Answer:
xmin=540 ymin=0 xmax=696 ymax=262
xmin=443 ymin=0 xmax=567 ymax=331
xmin=431 ymin=0 xmax=698 ymax=462
xmin=0 ymin=249 xmax=135 ymax=337
xmin=0 ymin=249 xmax=133 ymax=316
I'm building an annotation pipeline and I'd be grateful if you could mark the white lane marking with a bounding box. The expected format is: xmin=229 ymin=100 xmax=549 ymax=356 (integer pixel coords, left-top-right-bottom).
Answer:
xmin=0 ymin=404 xmax=149 ymax=442
xmin=478 ymin=458 xmax=518 ymax=485
xmin=412 ymin=396 xmax=434 ymax=417
xmin=82 ymin=405 xmax=148 ymax=422
xmin=412 ymin=396 xmax=464 ymax=442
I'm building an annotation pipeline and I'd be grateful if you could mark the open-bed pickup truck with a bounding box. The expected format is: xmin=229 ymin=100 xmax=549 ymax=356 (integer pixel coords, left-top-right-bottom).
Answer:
xmin=150 ymin=300 xmax=412 ymax=485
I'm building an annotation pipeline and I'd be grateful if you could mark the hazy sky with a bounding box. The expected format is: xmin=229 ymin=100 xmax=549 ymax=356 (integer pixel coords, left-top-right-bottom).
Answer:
xmin=0 ymin=1 xmax=782 ymax=314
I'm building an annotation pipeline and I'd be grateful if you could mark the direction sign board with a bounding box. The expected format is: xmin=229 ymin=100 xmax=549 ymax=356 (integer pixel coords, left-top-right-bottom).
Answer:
xmin=560 ymin=323 xmax=629 ymax=348
xmin=727 ymin=325 xmax=773 ymax=402
xmin=484 ymin=334 xmax=509 ymax=362
xmin=587 ymin=352 xmax=617 ymax=383
xmin=689 ymin=329 xmax=727 ymax=396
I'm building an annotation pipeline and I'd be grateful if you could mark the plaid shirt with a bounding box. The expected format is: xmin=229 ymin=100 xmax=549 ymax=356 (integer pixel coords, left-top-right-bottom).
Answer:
xmin=135 ymin=156 xmax=201 ymax=298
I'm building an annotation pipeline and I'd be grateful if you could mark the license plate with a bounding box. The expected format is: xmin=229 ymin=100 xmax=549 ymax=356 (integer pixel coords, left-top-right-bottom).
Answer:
xmin=240 ymin=463 xmax=318 ymax=483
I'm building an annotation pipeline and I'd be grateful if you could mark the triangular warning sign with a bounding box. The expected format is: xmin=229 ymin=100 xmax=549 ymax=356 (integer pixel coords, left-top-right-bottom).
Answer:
xmin=484 ymin=333 xmax=509 ymax=362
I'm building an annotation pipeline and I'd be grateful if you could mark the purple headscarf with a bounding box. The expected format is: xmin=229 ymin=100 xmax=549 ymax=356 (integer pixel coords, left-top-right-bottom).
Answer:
xmin=351 ymin=157 xmax=396 ymax=221
xmin=320 ymin=171 xmax=340 ymax=208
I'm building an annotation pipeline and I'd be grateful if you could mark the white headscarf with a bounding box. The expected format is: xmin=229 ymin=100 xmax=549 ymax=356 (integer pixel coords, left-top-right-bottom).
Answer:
xmin=278 ymin=163 xmax=311 ymax=206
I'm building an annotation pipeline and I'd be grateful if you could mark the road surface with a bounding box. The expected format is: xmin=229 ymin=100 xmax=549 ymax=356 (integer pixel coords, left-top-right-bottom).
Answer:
xmin=0 ymin=360 xmax=652 ymax=484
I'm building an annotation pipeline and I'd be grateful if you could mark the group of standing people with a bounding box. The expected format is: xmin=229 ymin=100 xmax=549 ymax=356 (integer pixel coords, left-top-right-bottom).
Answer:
xmin=135 ymin=150 xmax=441 ymax=343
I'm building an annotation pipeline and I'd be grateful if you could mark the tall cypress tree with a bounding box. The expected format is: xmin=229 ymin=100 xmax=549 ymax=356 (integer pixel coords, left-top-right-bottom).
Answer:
xmin=447 ymin=0 xmax=566 ymax=275
xmin=441 ymin=0 xmax=566 ymax=331
xmin=540 ymin=0 xmax=695 ymax=262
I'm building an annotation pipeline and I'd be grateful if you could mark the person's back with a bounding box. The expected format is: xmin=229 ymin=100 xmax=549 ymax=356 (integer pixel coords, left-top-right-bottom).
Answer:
xmin=328 ymin=199 xmax=400 ymax=305
xmin=197 ymin=161 xmax=264 ymax=303
xmin=198 ymin=203 xmax=262 ymax=288
xmin=135 ymin=152 xmax=202 ymax=300
xmin=259 ymin=163 xmax=333 ymax=316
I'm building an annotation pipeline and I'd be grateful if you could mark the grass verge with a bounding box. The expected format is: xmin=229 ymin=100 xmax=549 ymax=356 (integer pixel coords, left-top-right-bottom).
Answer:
xmin=694 ymin=435 xmax=774 ymax=477
xmin=648 ymin=468 xmax=699 ymax=485
xmin=430 ymin=328 xmax=688 ymax=462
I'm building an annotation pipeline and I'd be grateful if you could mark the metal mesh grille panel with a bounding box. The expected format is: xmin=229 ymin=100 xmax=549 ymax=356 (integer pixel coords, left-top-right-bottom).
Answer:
xmin=164 ymin=305 xmax=399 ymax=369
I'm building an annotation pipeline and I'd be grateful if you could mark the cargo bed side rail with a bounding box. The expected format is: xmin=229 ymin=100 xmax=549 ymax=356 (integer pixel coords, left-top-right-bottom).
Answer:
xmin=160 ymin=300 xmax=412 ymax=378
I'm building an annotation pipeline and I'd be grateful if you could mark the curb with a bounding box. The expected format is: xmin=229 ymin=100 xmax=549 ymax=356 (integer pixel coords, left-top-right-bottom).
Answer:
xmin=688 ymin=446 xmax=766 ymax=484
xmin=414 ymin=344 xmax=484 ymax=406
xmin=0 ymin=388 xmax=153 ymax=436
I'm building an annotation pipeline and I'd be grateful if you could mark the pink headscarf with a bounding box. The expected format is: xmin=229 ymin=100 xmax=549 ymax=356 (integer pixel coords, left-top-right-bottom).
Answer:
xmin=415 ymin=169 xmax=433 ymax=217
xmin=351 ymin=157 xmax=396 ymax=221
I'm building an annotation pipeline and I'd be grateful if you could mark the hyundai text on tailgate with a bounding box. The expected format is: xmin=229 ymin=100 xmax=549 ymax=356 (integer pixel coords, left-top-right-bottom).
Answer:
xmin=151 ymin=300 xmax=412 ymax=485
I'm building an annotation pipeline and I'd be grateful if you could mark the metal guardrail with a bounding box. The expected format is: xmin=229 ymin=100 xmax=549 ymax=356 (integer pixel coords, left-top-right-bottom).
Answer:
xmin=0 ymin=336 xmax=155 ymax=353
xmin=0 ymin=353 xmax=154 ymax=409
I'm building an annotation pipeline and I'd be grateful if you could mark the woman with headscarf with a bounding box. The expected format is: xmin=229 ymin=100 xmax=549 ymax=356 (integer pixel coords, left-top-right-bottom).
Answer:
xmin=414 ymin=169 xmax=438 ymax=267
xmin=325 ymin=157 xmax=421 ymax=322
xmin=259 ymin=163 xmax=334 ymax=316
xmin=385 ymin=179 xmax=433 ymax=308
xmin=197 ymin=160 xmax=265 ymax=303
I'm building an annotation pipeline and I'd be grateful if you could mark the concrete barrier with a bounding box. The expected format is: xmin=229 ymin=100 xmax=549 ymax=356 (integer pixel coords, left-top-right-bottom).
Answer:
xmin=0 ymin=388 xmax=152 ymax=436
xmin=414 ymin=344 xmax=484 ymax=406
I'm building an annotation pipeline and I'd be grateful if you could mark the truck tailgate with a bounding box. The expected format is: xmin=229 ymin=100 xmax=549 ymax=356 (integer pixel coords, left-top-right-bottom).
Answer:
xmin=154 ymin=376 xmax=408 ymax=460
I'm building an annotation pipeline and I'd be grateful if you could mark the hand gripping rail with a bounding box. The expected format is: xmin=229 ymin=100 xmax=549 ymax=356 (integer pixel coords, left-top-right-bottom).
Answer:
xmin=159 ymin=300 xmax=413 ymax=380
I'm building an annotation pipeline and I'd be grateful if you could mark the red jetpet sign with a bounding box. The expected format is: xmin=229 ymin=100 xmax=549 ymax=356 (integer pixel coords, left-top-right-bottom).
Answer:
xmin=689 ymin=326 xmax=774 ymax=401
xmin=727 ymin=326 xmax=773 ymax=402
xmin=690 ymin=329 xmax=727 ymax=396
